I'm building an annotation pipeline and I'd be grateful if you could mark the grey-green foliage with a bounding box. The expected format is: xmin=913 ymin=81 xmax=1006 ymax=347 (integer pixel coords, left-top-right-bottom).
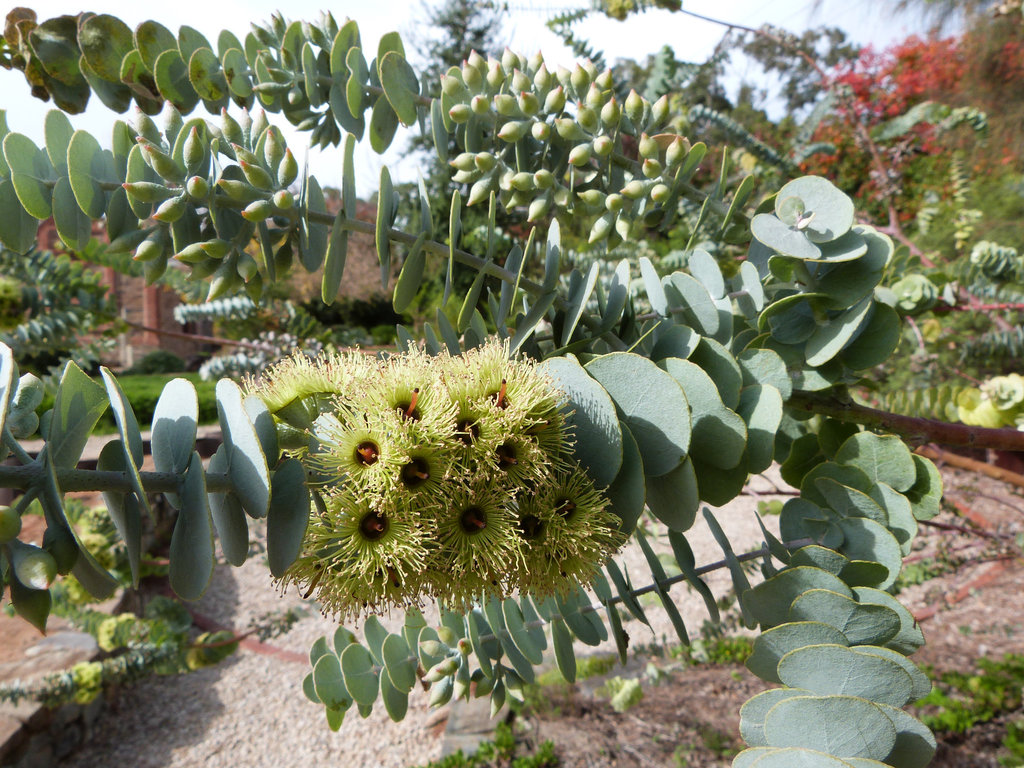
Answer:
xmin=0 ymin=10 xmax=948 ymax=766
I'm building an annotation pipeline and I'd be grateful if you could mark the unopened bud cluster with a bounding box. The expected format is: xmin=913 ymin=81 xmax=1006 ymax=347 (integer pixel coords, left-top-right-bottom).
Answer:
xmin=250 ymin=341 xmax=625 ymax=618
xmin=118 ymin=105 xmax=299 ymax=301
xmin=440 ymin=48 xmax=693 ymax=246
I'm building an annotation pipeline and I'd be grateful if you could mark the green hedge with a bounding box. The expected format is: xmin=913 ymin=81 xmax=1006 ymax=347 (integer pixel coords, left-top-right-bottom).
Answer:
xmin=38 ymin=373 xmax=219 ymax=436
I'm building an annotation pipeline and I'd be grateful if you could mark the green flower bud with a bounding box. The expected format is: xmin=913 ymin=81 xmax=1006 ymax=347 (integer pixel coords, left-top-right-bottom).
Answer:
xmin=605 ymin=193 xmax=624 ymax=213
xmin=555 ymin=118 xmax=586 ymax=141
xmin=240 ymin=160 xmax=274 ymax=190
xmin=501 ymin=48 xmax=521 ymax=73
xmin=518 ymin=91 xmax=540 ymax=116
xmin=651 ymin=94 xmax=670 ymax=126
xmin=175 ymin=243 xmax=210 ymax=264
xmin=462 ymin=60 xmax=483 ymax=91
xmin=278 ymin=149 xmax=299 ymax=187
xmin=533 ymin=169 xmax=554 ymax=189
xmin=441 ymin=73 xmax=465 ymax=97
xmin=497 ymin=121 xmax=528 ymax=142
xmin=449 ymin=104 xmax=472 ymax=124
xmin=486 ymin=61 xmax=504 ymax=90
xmin=264 ymin=126 xmax=285 ymax=172
xmin=451 ymin=152 xmax=476 ymax=172
xmin=601 ymin=98 xmax=621 ymax=128
xmin=638 ymin=133 xmax=659 ymax=160
xmin=527 ymin=51 xmax=545 ymax=74
xmin=615 ymin=215 xmax=633 ymax=240
xmin=624 ymin=89 xmax=645 ymax=124
xmin=474 ymin=152 xmax=497 ymax=172
xmin=665 ymin=136 xmax=689 ymax=168
xmin=643 ymin=158 xmax=663 ymax=178
xmin=570 ymin=64 xmax=591 ymax=96
xmin=0 ymin=506 xmax=21 ymax=542
xmin=621 ymin=179 xmax=647 ymax=199
xmin=512 ymin=172 xmax=536 ymax=191
xmin=242 ymin=199 xmax=275 ymax=222
xmin=511 ymin=69 xmax=531 ymax=94
xmin=134 ymin=233 xmax=166 ymax=263
xmin=201 ymin=239 xmax=232 ymax=259
xmin=6 ymin=409 xmax=38 ymax=439
xmin=186 ymin=176 xmax=210 ymax=199
xmin=534 ymin=63 xmax=552 ymax=91
xmin=437 ymin=626 xmax=458 ymax=646
xmin=544 ymin=86 xmax=566 ymax=114
xmin=555 ymin=65 xmax=572 ymax=88
xmin=467 ymin=176 xmax=494 ymax=207
xmin=183 ymin=126 xmax=205 ymax=174
xmin=578 ymin=104 xmax=599 ymax=134
xmin=589 ymin=212 xmax=614 ymax=244
xmin=579 ymin=189 xmax=605 ymax=208
xmin=220 ymin=108 xmax=245 ymax=147
xmin=568 ymin=143 xmax=592 ymax=166
xmin=531 ymin=121 xmax=551 ymax=141
xmin=137 ymin=141 xmax=184 ymax=183
xmin=593 ymin=135 xmax=614 ymax=156
xmin=595 ymin=69 xmax=613 ymax=90
xmin=12 ymin=541 xmax=58 ymax=590
xmin=452 ymin=169 xmax=479 ymax=185
xmin=585 ymin=84 xmax=606 ymax=110
xmin=133 ymin=108 xmax=163 ymax=145
xmin=470 ymin=94 xmax=490 ymax=115
xmin=273 ymin=189 xmax=294 ymax=210
xmin=12 ymin=373 xmax=43 ymax=413
xmin=493 ymin=93 xmax=518 ymax=116
xmin=250 ymin=109 xmax=270 ymax=140
xmin=528 ymin=194 xmax=551 ymax=221
xmin=153 ymin=195 xmax=187 ymax=223
xmin=122 ymin=182 xmax=175 ymax=204
xmin=651 ymin=183 xmax=671 ymax=203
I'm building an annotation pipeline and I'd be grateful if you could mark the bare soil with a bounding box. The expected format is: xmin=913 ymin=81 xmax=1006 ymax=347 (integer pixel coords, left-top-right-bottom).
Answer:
xmin=518 ymin=465 xmax=1024 ymax=768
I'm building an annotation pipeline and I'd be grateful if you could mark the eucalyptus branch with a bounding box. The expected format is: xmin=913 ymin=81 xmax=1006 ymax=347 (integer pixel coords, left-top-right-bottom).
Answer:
xmin=0 ymin=462 xmax=232 ymax=494
xmin=789 ymin=391 xmax=1024 ymax=451
xmin=121 ymin=321 xmax=277 ymax=352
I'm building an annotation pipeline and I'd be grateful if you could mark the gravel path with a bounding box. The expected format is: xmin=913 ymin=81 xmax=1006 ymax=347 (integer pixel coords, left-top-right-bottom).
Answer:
xmin=57 ymin=471 xmax=786 ymax=768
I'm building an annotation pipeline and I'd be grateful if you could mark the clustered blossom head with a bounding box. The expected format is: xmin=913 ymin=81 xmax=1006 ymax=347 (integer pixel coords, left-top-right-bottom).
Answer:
xmin=249 ymin=341 xmax=626 ymax=619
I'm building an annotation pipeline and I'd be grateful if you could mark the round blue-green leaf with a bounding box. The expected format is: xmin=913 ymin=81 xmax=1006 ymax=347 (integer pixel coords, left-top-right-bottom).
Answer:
xmin=313 ymin=652 xmax=352 ymax=711
xmin=738 ymin=384 xmax=783 ymax=474
xmin=379 ymin=51 xmax=419 ymax=126
xmin=840 ymin=303 xmax=900 ymax=371
xmin=740 ymin=688 xmax=811 ymax=746
xmin=539 ymin=355 xmax=622 ymax=487
xmin=243 ymin=395 xmax=279 ymax=467
xmin=380 ymin=670 xmax=409 ymax=722
xmin=874 ymin=702 xmax=937 ymax=768
xmin=551 ymin=617 xmax=576 ymax=683
xmin=815 ymin=225 xmax=891 ymax=309
xmin=216 ymin=379 xmax=270 ymax=519
xmin=743 ymin=566 xmax=853 ymax=628
xmin=340 ymin=643 xmax=379 ymax=707
xmin=905 ymin=455 xmax=942 ymax=521
xmin=369 ymin=94 xmax=399 ymax=154
xmin=661 ymin=358 xmax=746 ymax=470
xmin=503 ymin=598 xmax=543 ymax=665
xmin=382 ymin=633 xmax=417 ymax=693
xmin=207 ymin=447 xmax=249 ymax=567
xmin=800 ymin=462 xmax=872 ymax=508
xmin=775 ymin=176 xmax=855 ymax=244
xmin=689 ymin=337 xmax=742 ymax=409
xmin=0 ymin=179 xmax=40 ymax=252
xmin=777 ymin=644 xmax=914 ymax=707
xmin=688 ymin=249 xmax=725 ymax=299
xmin=836 ymin=433 xmax=916 ymax=493
xmin=585 ymin=352 xmax=690 ymax=477
xmin=750 ymin=749 xmax=858 ymax=767
xmin=853 ymin=587 xmax=925 ymax=655
xmin=5 ymin=133 xmax=54 ymax=219
xmin=751 ymin=214 xmax=821 ymax=261
xmin=849 ymin=645 xmax=930 ymax=701
xmin=52 ymin=177 xmax=91 ymax=250
xmin=605 ymin=424 xmax=645 ymax=532
xmin=738 ymin=348 xmax=791 ymax=400
xmin=188 ymin=47 xmax=228 ymax=102
xmin=135 ymin=20 xmax=178 ymax=71
xmin=170 ymin=451 xmax=215 ymax=600
xmin=746 ymin=621 xmax=849 ymax=684
xmin=763 ymin=695 xmax=896 ymax=760
xmin=650 ymin=325 xmax=699 ymax=362
xmin=302 ymin=672 xmax=320 ymax=704
xmin=732 ymin=747 xmax=778 ymax=768
xmin=154 ymin=49 xmax=201 ymax=114
xmin=664 ymin=272 xmax=719 ymax=335
xmin=151 ymin=377 xmax=198 ymax=504
xmin=68 ymin=130 xmax=112 ymax=220
xmin=789 ymin=589 xmax=901 ymax=647
xmin=805 ymin=296 xmax=873 ymax=367
xmin=644 ymin=457 xmax=699 ymax=531
xmin=836 ymin=517 xmax=902 ymax=590
xmin=44 ymin=110 xmax=73 ymax=175
xmin=266 ymin=458 xmax=310 ymax=577
xmin=814 ymin=478 xmax=888 ymax=526
xmin=78 ymin=14 xmax=134 ymax=81
xmin=222 ymin=48 xmax=252 ymax=99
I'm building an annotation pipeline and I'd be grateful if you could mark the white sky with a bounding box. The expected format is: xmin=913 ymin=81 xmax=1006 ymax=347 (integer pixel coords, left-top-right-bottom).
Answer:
xmin=0 ymin=0 xmax=922 ymax=188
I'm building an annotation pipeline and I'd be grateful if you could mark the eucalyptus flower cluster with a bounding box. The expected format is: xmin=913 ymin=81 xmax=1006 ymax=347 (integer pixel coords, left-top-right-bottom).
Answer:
xmin=250 ymin=341 xmax=626 ymax=619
